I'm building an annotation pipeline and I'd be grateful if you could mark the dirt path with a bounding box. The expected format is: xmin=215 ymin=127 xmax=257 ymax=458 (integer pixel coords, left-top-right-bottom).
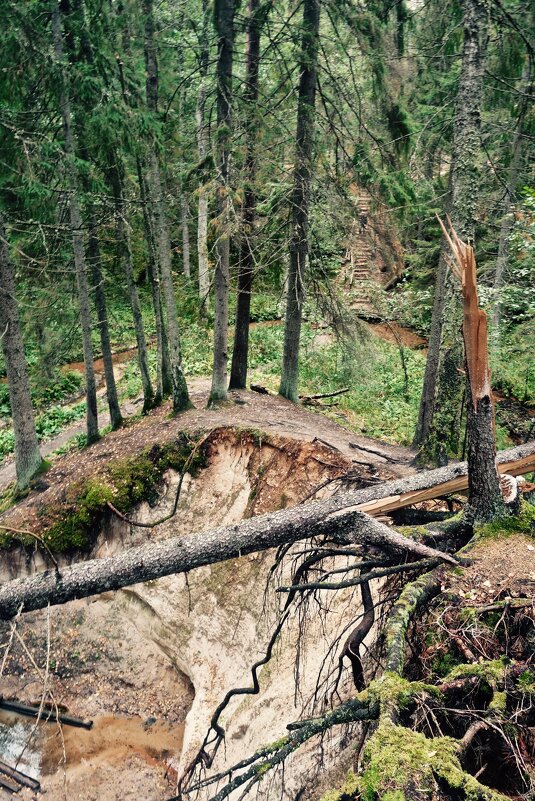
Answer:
xmin=0 ymin=381 xmax=415 ymax=536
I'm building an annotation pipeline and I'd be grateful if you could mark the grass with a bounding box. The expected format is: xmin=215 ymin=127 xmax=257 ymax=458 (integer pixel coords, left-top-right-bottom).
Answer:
xmin=246 ymin=323 xmax=426 ymax=445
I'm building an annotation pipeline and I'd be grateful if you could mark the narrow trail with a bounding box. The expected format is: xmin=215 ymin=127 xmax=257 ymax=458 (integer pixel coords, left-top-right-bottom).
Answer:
xmin=0 ymin=381 xmax=415 ymax=535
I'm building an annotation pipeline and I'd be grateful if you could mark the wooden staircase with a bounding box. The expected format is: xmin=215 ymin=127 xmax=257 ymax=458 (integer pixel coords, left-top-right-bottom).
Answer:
xmin=340 ymin=192 xmax=380 ymax=316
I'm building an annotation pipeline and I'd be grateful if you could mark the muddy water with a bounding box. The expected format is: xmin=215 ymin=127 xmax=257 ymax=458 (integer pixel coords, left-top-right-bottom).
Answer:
xmin=0 ymin=709 xmax=184 ymax=782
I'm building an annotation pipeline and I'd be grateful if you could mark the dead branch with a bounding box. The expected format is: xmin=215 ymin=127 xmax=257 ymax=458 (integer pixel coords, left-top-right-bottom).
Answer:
xmin=300 ymin=387 xmax=349 ymax=403
xmin=276 ymin=558 xmax=440 ymax=593
xmin=170 ymin=697 xmax=379 ymax=801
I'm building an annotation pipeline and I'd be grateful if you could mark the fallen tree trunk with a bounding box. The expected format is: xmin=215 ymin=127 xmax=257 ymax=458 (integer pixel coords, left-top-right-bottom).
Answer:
xmin=357 ymin=441 xmax=535 ymax=517
xmin=0 ymin=441 xmax=532 ymax=620
xmin=0 ymin=697 xmax=93 ymax=729
xmin=0 ymin=508 xmax=454 ymax=621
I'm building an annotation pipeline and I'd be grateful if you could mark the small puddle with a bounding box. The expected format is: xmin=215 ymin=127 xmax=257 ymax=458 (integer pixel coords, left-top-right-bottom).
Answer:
xmin=0 ymin=709 xmax=184 ymax=785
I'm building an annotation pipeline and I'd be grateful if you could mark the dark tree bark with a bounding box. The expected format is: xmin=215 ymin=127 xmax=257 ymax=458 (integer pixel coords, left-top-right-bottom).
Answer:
xmin=229 ymin=0 xmax=263 ymax=390
xmin=142 ymin=0 xmax=191 ymax=412
xmin=136 ymin=156 xmax=171 ymax=404
xmin=209 ymin=0 xmax=237 ymax=404
xmin=87 ymin=210 xmax=123 ymax=431
xmin=196 ymin=0 xmax=210 ymax=310
xmin=64 ymin=0 xmax=122 ymax=431
xmin=0 ymin=215 xmax=43 ymax=489
xmin=279 ymin=0 xmax=321 ymax=402
xmin=414 ymin=0 xmax=489 ymax=465
xmin=51 ymin=0 xmax=99 ymax=444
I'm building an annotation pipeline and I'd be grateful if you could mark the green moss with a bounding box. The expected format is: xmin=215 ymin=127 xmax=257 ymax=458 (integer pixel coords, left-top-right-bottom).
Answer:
xmin=517 ymin=668 xmax=535 ymax=694
xmin=443 ymin=658 xmax=507 ymax=689
xmin=489 ymin=690 xmax=507 ymax=711
xmin=360 ymin=721 xmax=508 ymax=801
xmin=2 ymin=434 xmax=208 ymax=554
xmin=319 ymin=769 xmax=359 ymax=801
xmin=432 ymin=650 xmax=462 ymax=678
xmin=474 ymin=501 xmax=535 ymax=540
xmin=368 ymin=672 xmax=439 ymax=711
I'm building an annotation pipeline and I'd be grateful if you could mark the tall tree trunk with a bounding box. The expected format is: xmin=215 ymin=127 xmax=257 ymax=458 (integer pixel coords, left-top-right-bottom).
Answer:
xmin=51 ymin=0 xmax=99 ymax=443
xmin=142 ymin=0 xmax=190 ymax=412
xmin=136 ymin=155 xmax=171 ymax=404
xmin=279 ymin=0 xmax=321 ymax=402
xmin=491 ymin=62 xmax=531 ymax=350
xmin=65 ymin=1 xmax=122 ymax=431
xmin=413 ymin=250 xmax=448 ymax=447
xmin=181 ymin=194 xmax=191 ymax=279
xmin=0 ymin=215 xmax=43 ymax=489
xmin=438 ymin=220 xmax=505 ymax=522
xmin=229 ymin=0 xmax=263 ymax=390
xmin=87 ymin=211 xmax=123 ymax=430
xmin=196 ymin=0 xmax=211 ymax=310
xmin=108 ymin=159 xmax=155 ymax=413
xmin=209 ymin=0 xmax=236 ymax=404
xmin=414 ymin=0 xmax=488 ymax=465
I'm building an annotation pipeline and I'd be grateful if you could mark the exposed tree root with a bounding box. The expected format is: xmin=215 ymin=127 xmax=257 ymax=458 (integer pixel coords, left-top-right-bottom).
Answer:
xmin=174 ymin=506 xmax=534 ymax=801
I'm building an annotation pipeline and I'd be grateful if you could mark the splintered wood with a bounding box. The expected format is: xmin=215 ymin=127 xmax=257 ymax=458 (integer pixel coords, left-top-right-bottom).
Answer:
xmin=356 ymin=452 xmax=535 ymax=517
xmin=437 ymin=215 xmax=491 ymax=411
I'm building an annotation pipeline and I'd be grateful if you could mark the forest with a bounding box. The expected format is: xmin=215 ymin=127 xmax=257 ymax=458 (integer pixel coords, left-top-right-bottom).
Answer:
xmin=0 ymin=0 xmax=534 ymax=800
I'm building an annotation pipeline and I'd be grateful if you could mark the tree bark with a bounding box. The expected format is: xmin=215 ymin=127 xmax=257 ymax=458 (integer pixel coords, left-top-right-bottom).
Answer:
xmin=491 ymin=62 xmax=530 ymax=349
xmin=181 ymin=194 xmax=191 ymax=279
xmin=415 ymin=0 xmax=489 ymax=464
xmin=142 ymin=0 xmax=190 ymax=413
xmin=0 ymin=215 xmax=43 ymax=489
xmin=413 ymin=250 xmax=448 ymax=447
xmin=51 ymin=0 xmax=99 ymax=444
xmin=196 ymin=0 xmax=211 ymax=310
xmin=0 ymin=504 xmax=455 ymax=621
xmin=229 ymin=0 xmax=263 ymax=390
xmin=438 ymin=221 xmax=505 ymax=521
xmin=136 ymin=156 xmax=171 ymax=404
xmin=279 ymin=0 xmax=321 ymax=402
xmin=87 ymin=211 xmax=123 ymax=430
xmin=209 ymin=0 xmax=237 ymax=404
xmin=109 ymin=160 xmax=155 ymax=413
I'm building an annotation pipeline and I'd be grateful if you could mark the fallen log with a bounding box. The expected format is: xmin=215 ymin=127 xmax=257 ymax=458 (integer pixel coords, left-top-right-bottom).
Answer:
xmin=0 ymin=758 xmax=40 ymax=792
xmin=349 ymin=442 xmax=401 ymax=463
xmin=0 ymin=441 xmax=532 ymax=621
xmin=0 ymin=507 xmax=456 ymax=621
xmin=0 ymin=697 xmax=93 ymax=730
xmin=300 ymin=388 xmax=349 ymax=403
xmin=356 ymin=446 xmax=535 ymax=517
